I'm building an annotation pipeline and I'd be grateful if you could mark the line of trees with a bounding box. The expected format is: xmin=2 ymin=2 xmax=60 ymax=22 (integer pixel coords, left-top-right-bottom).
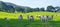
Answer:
xmin=0 ymin=1 xmax=60 ymax=13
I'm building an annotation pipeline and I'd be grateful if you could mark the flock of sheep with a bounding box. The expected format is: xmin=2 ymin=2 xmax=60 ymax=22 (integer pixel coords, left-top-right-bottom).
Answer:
xmin=4 ymin=15 xmax=53 ymax=22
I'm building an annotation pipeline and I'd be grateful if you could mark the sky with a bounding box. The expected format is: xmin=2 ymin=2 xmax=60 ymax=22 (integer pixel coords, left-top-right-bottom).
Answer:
xmin=0 ymin=0 xmax=60 ymax=8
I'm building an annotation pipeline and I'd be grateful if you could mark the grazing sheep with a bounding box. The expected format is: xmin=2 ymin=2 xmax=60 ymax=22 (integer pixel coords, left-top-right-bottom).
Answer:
xmin=48 ymin=15 xmax=53 ymax=21
xmin=36 ymin=15 xmax=41 ymax=18
xmin=4 ymin=17 xmax=10 ymax=21
xmin=28 ymin=15 xmax=34 ymax=22
xmin=39 ymin=15 xmax=53 ymax=22
xmin=40 ymin=16 xmax=48 ymax=22
xmin=18 ymin=15 xmax=23 ymax=21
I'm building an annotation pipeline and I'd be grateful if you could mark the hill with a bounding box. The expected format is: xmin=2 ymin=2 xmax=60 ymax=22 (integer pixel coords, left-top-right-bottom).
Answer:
xmin=0 ymin=1 xmax=60 ymax=13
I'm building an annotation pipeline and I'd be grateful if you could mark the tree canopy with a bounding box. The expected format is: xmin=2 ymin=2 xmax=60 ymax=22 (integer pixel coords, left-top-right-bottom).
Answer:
xmin=0 ymin=1 xmax=60 ymax=13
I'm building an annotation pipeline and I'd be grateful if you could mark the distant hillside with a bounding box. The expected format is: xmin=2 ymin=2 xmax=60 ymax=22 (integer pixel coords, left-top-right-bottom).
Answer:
xmin=0 ymin=1 xmax=60 ymax=13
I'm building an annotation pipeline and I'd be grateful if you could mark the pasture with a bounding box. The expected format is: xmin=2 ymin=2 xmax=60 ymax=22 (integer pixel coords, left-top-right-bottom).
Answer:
xmin=0 ymin=12 xmax=60 ymax=21
xmin=0 ymin=19 xmax=60 ymax=27
xmin=0 ymin=12 xmax=60 ymax=27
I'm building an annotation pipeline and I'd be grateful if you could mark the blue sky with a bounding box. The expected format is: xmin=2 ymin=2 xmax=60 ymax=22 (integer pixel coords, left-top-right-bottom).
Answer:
xmin=0 ymin=0 xmax=60 ymax=8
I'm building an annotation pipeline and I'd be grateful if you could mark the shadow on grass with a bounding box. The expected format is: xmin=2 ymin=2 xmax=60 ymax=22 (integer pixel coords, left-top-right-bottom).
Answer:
xmin=0 ymin=19 xmax=60 ymax=27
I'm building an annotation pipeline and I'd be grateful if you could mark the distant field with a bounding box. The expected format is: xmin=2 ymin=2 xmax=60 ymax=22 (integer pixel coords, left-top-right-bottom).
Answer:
xmin=0 ymin=12 xmax=60 ymax=27
xmin=0 ymin=12 xmax=60 ymax=21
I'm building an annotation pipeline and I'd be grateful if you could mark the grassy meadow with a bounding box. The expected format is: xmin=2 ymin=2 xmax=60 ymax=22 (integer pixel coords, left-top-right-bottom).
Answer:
xmin=0 ymin=12 xmax=60 ymax=27
xmin=0 ymin=12 xmax=60 ymax=21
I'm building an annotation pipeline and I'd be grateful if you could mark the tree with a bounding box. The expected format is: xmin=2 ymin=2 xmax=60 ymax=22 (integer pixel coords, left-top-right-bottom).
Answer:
xmin=15 ymin=6 xmax=25 ymax=13
xmin=0 ymin=1 xmax=7 ymax=11
xmin=33 ymin=8 xmax=40 ymax=12
xmin=46 ymin=6 xmax=55 ymax=12
xmin=55 ymin=6 xmax=60 ymax=12
xmin=39 ymin=7 xmax=45 ymax=11
xmin=7 ymin=5 xmax=15 ymax=13
xmin=25 ymin=7 xmax=33 ymax=12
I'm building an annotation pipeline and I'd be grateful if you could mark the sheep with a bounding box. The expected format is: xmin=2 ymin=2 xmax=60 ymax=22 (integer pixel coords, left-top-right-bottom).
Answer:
xmin=18 ymin=15 xmax=23 ymax=21
xmin=4 ymin=17 xmax=10 ymax=21
xmin=40 ymin=16 xmax=48 ymax=22
xmin=28 ymin=15 xmax=34 ymax=22
xmin=39 ymin=15 xmax=53 ymax=22
xmin=47 ymin=15 xmax=53 ymax=21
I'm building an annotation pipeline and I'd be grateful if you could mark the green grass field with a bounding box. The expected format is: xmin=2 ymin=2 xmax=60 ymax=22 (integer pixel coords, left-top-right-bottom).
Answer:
xmin=0 ymin=12 xmax=60 ymax=27
xmin=0 ymin=12 xmax=60 ymax=21
xmin=0 ymin=19 xmax=60 ymax=27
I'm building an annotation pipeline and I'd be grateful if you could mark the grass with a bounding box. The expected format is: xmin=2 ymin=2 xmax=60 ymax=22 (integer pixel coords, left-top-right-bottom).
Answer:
xmin=0 ymin=19 xmax=60 ymax=27
xmin=0 ymin=12 xmax=60 ymax=27
xmin=0 ymin=12 xmax=60 ymax=21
